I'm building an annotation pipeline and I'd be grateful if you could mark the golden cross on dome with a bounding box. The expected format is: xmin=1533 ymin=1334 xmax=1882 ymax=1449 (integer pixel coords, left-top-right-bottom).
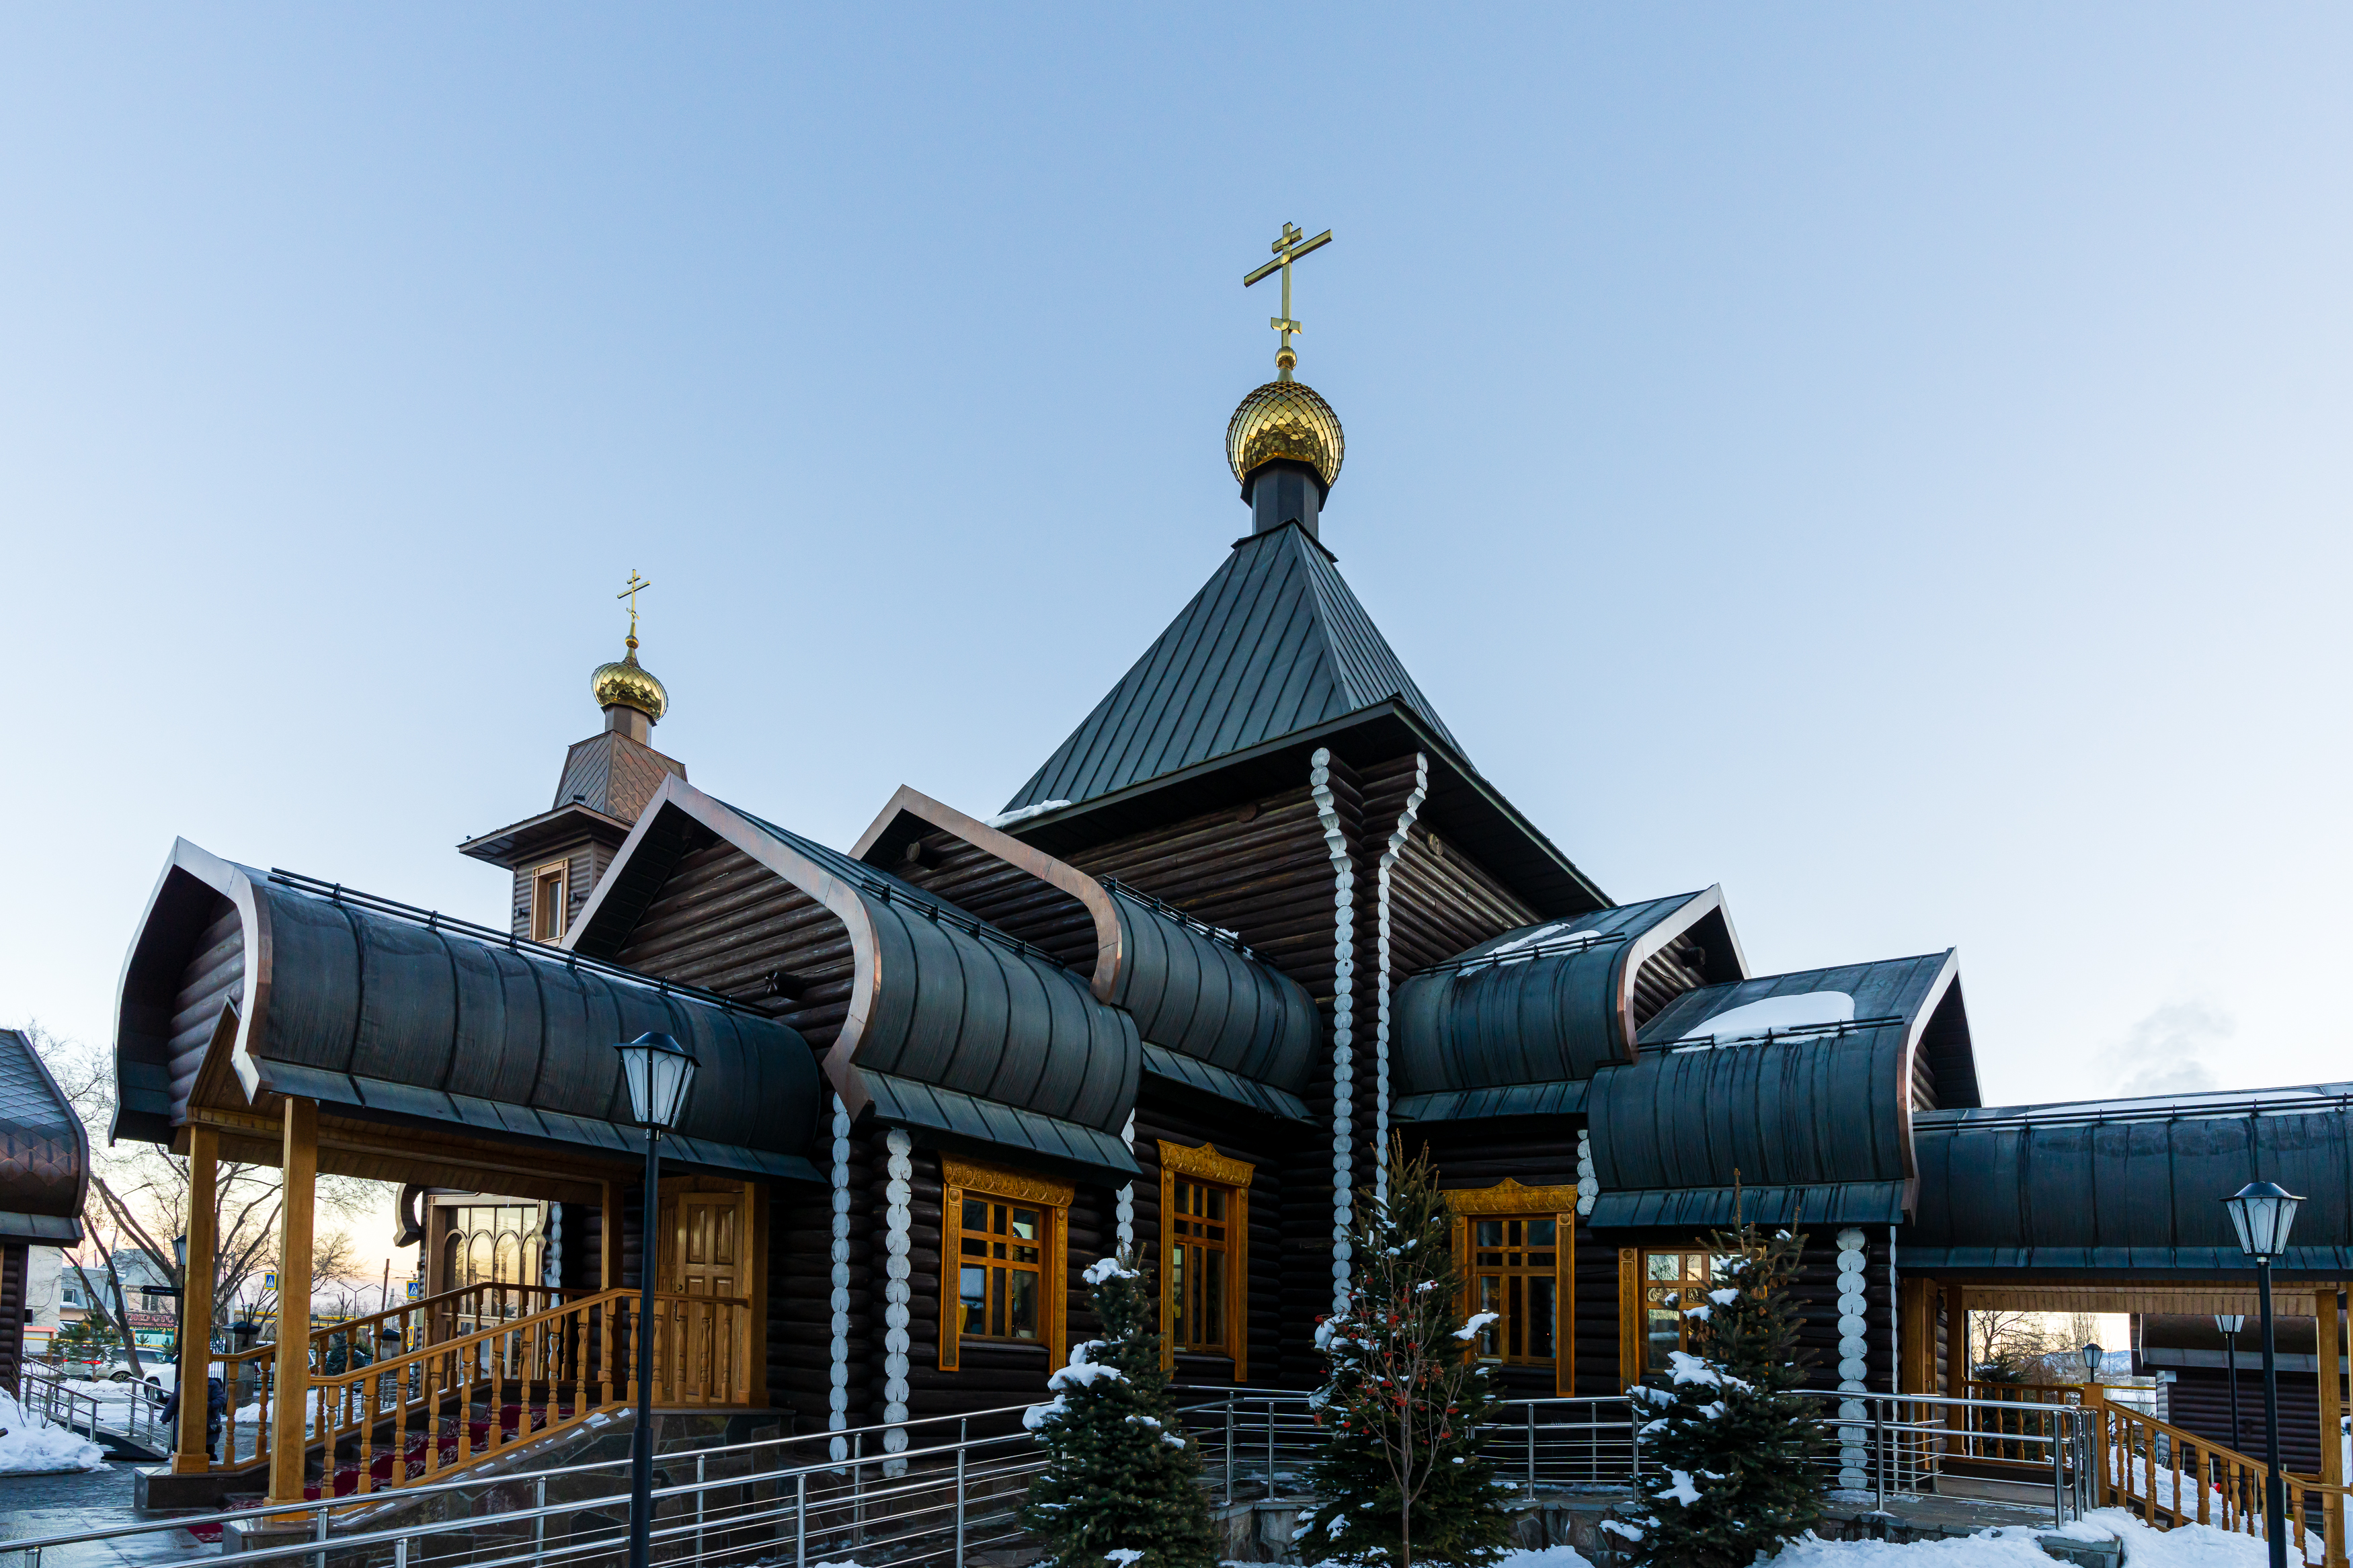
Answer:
xmin=616 ymin=570 xmax=652 ymax=644
xmin=1243 ymin=222 xmax=1332 ymax=380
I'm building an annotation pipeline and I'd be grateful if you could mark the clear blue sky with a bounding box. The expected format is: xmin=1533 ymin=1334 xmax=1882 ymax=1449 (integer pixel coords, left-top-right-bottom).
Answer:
xmin=5 ymin=5 xmax=2348 ymax=1110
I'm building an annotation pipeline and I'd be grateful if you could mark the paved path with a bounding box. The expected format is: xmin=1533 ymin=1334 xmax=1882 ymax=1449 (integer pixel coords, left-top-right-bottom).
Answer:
xmin=0 ymin=1462 xmax=223 ymax=1564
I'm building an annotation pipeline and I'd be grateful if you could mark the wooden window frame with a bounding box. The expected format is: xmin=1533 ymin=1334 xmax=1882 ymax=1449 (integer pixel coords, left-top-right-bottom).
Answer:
xmin=938 ymin=1155 xmax=1072 ymax=1372
xmin=1620 ymin=1244 xmax=1729 ymax=1389
xmin=530 ymin=860 xmax=570 ymax=944
xmin=1156 ymin=1141 xmax=1254 ymax=1382
xmin=1445 ymin=1178 xmax=1575 ymax=1397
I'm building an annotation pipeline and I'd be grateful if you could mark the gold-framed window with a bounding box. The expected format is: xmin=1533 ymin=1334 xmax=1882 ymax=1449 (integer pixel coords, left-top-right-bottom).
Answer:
xmin=1443 ymin=1178 xmax=1576 ymax=1397
xmin=1156 ymin=1142 xmax=1254 ymax=1380
xmin=939 ymin=1156 xmax=1070 ymax=1370
xmin=1616 ymin=1246 xmax=1737 ymax=1386
xmin=531 ymin=862 xmax=569 ymax=943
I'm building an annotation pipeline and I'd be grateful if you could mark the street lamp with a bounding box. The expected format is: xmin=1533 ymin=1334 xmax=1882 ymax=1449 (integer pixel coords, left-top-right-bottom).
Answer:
xmin=2079 ymin=1342 xmax=2103 ymax=1385
xmin=2215 ymin=1315 xmax=2247 ymax=1451
xmin=614 ymin=1031 xmax=699 ymax=1568
xmin=2225 ymin=1180 xmax=2303 ymax=1568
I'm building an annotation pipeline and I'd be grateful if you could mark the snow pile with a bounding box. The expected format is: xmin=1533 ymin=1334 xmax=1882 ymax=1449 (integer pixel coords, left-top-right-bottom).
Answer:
xmin=1675 ymin=991 xmax=1856 ymax=1050
xmin=1762 ymin=1529 xmax=2059 ymax=1563
xmin=0 ymin=1391 xmax=107 ymax=1475
xmin=2081 ymin=1505 xmax=2299 ymax=1565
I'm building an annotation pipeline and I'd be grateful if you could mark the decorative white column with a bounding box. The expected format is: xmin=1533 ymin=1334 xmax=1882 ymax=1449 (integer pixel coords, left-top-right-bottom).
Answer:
xmin=881 ymin=1128 xmax=913 ymax=1475
xmin=827 ymin=1094 xmax=851 ymax=1461
xmin=1575 ymin=1130 xmax=1597 ymax=1217
xmin=1835 ymin=1227 xmax=1870 ymax=1489
xmin=543 ymin=1204 xmax=563 ymax=1288
xmin=1114 ymin=1112 xmax=1136 ymax=1252
xmin=1371 ymin=754 xmax=1428 ymax=1210
xmin=1310 ymin=747 xmax=1357 ymax=1317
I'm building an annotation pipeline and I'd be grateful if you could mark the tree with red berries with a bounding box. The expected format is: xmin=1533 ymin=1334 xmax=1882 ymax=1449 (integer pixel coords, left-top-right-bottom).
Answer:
xmin=1296 ymin=1140 xmax=1512 ymax=1568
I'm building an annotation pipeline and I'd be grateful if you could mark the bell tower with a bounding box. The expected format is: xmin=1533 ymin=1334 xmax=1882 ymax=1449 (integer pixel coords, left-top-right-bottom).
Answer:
xmin=459 ymin=573 xmax=686 ymax=942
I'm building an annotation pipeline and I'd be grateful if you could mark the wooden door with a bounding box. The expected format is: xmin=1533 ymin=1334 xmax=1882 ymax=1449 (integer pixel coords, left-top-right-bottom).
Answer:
xmin=657 ymin=1181 xmax=752 ymax=1405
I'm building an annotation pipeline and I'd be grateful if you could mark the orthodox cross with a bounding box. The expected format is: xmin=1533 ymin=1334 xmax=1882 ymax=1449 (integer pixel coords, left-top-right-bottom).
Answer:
xmin=1243 ymin=221 xmax=1332 ymax=379
xmin=617 ymin=570 xmax=652 ymax=642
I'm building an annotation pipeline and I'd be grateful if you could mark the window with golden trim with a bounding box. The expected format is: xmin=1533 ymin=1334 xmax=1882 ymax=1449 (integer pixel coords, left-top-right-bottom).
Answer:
xmin=1638 ymin=1248 xmax=1730 ymax=1377
xmin=531 ymin=862 xmax=569 ymax=943
xmin=938 ymin=1157 xmax=1070 ymax=1370
xmin=1443 ymin=1178 xmax=1575 ymax=1396
xmin=1156 ymin=1141 xmax=1252 ymax=1380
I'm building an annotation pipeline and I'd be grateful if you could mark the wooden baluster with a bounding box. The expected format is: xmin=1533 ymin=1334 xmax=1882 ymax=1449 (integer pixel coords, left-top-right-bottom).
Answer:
xmin=2173 ymin=1423 xmax=2186 ymax=1528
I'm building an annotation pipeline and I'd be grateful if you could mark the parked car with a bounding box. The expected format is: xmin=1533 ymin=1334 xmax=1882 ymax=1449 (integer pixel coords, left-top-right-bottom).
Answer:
xmin=107 ymin=1353 xmax=173 ymax=1386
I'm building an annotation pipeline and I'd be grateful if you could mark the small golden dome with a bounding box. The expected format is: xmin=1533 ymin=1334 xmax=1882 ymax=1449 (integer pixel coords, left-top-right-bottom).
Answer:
xmin=592 ymin=638 xmax=668 ymax=723
xmin=1226 ymin=378 xmax=1345 ymax=490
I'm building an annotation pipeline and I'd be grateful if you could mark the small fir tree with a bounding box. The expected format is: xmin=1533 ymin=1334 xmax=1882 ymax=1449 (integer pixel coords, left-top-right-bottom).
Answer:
xmin=1021 ymin=1249 xmax=1216 ymax=1568
xmin=1606 ymin=1224 xmax=1828 ymax=1568
xmin=1297 ymin=1140 xmax=1513 ymax=1568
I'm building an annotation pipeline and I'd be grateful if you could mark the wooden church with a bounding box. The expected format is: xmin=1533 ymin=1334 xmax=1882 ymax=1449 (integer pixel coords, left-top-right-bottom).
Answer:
xmin=109 ymin=231 xmax=2353 ymax=1521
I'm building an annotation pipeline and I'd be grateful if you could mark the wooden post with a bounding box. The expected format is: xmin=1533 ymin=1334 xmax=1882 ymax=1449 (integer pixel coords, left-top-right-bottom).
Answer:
xmin=2319 ymin=1285 xmax=2345 ymax=1568
xmin=267 ymin=1098 xmax=317 ymax=1510
xmin=173 ymin=1124 xmax=219 ymax=1473
xmin=1946 ymin=1285 xmax=1968 ymax=1444
xmin=601 ymin=1180 xmax=624 ymax=1291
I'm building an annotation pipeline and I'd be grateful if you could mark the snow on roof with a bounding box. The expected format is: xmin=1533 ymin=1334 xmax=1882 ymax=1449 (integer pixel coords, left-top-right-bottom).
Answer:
xmin=1673 ymin=990 xmax=1855 ymax=1050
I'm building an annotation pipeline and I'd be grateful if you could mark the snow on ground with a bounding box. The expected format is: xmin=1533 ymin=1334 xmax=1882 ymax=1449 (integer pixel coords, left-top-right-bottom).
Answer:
xmin=1765 ymin=1530 xmax=2059 ymax=1565
xmin=0 ymin=1391 xmax=108 ymax=1475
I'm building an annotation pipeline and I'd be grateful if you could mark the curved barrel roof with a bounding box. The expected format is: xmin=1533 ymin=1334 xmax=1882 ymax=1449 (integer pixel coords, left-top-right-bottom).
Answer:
xmin=1906 ymin=1085 xmax=2353 ymax=1274
xmin=112 ymin=840 xmax=824 ymax=1183
xmin=852 ymin=785 xmax=1316 ymax=1118
xmin=0 ymin=1028 xmax=87 ymax=1245
xmin=1394 ymin=889 xmax=1737 ymax=1104
xmin=573 ymin=780 xmax=1142 ymax=1179
xmin=1584 ymin=951 xmax=1968 ymax=1228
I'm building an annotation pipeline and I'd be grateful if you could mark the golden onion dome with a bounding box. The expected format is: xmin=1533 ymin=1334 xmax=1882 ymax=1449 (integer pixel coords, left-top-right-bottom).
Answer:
xmin=591 ymin=638 xmax=668 ymax=723
xmin=1226 ymin=378 xmax=1345 ymax=491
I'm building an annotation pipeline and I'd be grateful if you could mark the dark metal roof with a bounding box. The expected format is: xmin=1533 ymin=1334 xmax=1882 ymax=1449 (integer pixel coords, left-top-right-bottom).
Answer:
xmin=0 ymin=1028 xmax=87 ymax=1246
xmin=1903 ymin=1083 xmax=2353 ymax=1274
xmin=571 ymin=780 xmax=1142 ymax=1181
xmin=1394 ymin=890 xmax=1739 ymax=1097
xmin=1002 ymin=522 xmax=1464 ymax=814
xmin=1394 ymin=1080 xmax=1588 ymax=1124
xmin=1103 ymin=882 xmax=1319 ymax=1094
xmin=1140 ymin=1042 xmax=1310 ymax=1122
xmin=1585 ymin=952 xmax=1970 ymax=1230
xmin=1639 ymin=949 xmax=1980 ymax=1111
xmin=110 ymin=842 xmax=824 ymax=1185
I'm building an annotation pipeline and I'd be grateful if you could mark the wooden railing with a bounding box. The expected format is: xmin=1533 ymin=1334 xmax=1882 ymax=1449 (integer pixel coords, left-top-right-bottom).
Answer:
xmin=181 ymin=1283 xmax=752 ymax=1497
xmin=314 ymin=1281 xmax=567 ymax=1366
xmin=306 ymin=1286 xmax=637 ymax=1497
xmin=2095 ymin=1397 xmax=2348 ymax=1567
xmin=1958 ymin=1380 xmax=2086 ymax=1469
xmin=647 ymin=1292 xmax=752 ymax=1407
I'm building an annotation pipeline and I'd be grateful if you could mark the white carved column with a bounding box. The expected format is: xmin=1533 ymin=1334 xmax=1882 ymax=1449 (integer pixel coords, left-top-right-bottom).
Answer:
xmin=827 ymin=1094 xmax=851 ymax=1461
xmin=1311 ymin=747 xmax=1357 ymax=1317
xmin=882 ymin=1128 xmax=913 ymax=1475
xmin=1835 ymin=1227 xmax=1870 ymax=1490
xmin=1114 ymin=1112 xmax=1136 ymax=1252
xmin=1371 ymin=754 xmax=1427 ymax=1209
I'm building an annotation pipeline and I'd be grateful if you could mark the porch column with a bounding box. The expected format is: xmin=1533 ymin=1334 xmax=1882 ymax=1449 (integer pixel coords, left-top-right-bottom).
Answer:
xmin=1944 ymin=1285 xmax=1967 ymax=1444
xmin=172 ymin=1124 xmax=218 ymax=1473
xmin=601 ymin=1180 xmax=623 ymax=1290
xmin=2320 ymin=1285 xmax=2345 ymax=1568
xmin=266 ymin=1098 xmax=317 ymax=1509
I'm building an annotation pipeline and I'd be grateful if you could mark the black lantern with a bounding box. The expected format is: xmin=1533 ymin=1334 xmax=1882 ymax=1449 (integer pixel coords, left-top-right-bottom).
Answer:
xmin=2225 ymin=1180 xmax=2303 ymax=1568
xmin=614 ymin=1031 xmax=698 ymax=1568
xmin=2079 ymin=1342 xmax=2102 ymax=1383
xmin=2215 ymin=1315 xmax=2247 ymax=1451
xmin=615 ymin=1031 xmax=698 ymax=1130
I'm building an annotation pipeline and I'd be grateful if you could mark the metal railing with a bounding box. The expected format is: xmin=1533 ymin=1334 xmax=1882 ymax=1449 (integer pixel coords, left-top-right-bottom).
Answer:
xmin=0 ymin=1402 xmax=1047 ymax=1568
xmin=17 ymin=1365 xmax=171 ymax=1453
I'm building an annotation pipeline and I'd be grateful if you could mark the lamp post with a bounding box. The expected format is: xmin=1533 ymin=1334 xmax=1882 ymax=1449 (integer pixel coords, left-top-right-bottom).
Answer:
xmin=614 ymin=1031 xmax=699 ymax=1568
xmin=2215 ymin=1315 xmax=2247 ymax=1451
xmin=2079 ymin=1342 xmax=2103 ymax=1385
xmin=2226 ymin=1180 xmax=2303 ymax=1568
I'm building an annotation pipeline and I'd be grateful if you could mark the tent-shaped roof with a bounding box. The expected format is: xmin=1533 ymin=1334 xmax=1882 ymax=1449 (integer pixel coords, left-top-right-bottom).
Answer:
xmin=1004 ymin=521 xmax=1462 ymax=815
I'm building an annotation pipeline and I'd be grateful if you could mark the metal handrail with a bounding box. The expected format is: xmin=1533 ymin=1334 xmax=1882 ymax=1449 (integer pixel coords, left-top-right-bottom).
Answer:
xmin=0 ymin=1399 xmax=1048 ymax=1565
